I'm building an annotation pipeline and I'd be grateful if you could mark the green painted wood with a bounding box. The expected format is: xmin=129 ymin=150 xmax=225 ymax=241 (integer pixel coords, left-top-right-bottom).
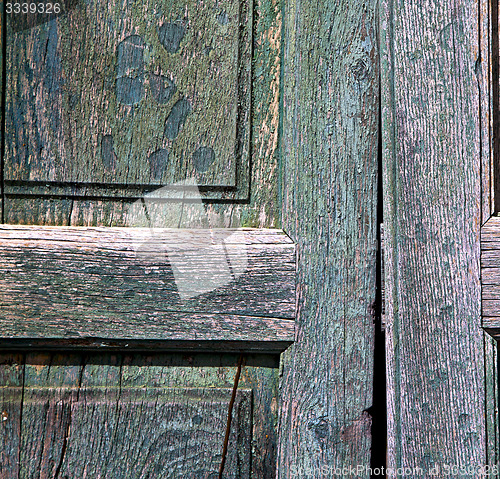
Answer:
xmin=0 ymin=0 xmax=3 ymax=221
xmin=5 ymin=0 xmax=252 ymax=194
xmin=0 ymin=353 xmax=280 ymax=478
xmin=2 ymin=0 xmax=285 ymax=476
xmin=0 ymin=354 xmax=23 ymax=479
xmin=484 ymin=334 xmax=499 ymax=471
xmin=278 ymin=0 xmax=379 ymax=475
xmin=479 ymin=0 xmax=494 ymax=221
xmin=3 ymin=0 xmax=283 ymax=227
xmin=18 ymin=386 xmax=252 ymax=478
xmin=381 ymin=0 xmax=486 ymax=474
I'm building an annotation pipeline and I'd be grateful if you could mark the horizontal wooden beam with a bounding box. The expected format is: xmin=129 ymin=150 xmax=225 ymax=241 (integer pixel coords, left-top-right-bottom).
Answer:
xmin=481 ymin=216 xmax=500 ymax=338
xmin=0 ymin=225 xmax=295 ymax=352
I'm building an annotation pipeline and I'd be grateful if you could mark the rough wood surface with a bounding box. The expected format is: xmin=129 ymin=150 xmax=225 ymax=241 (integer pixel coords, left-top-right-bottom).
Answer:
xmin=277 ymin=0 xmax=379 ymax=475
xmin=1 ymin=0 xmax=286 ymax=476
xmin=0 ymin=354 xmax=23 ymax=479
xmin=381 ymin=0 xmax=485 ymax=475
xmin=481 ymin=217 xmax=500 ymax=340
xmin=0 ymin=226 xmax=294 ymax=350
xmin=5 ymin=0 xmax=252 ymax=192
xmin=3 ymin=0 xmax=283 ymax=229
xmin=18 ymin=387 xmax=251 ymax=478
xmin=484 ymin=333 xmax=499 ymax=470
xmin=480 ymin=0 xmax=494 ymax=220
xmin=0 ymin=0 xmax=3 ymax=221
xmin=0 ymin=352 xmax=281 ymax=478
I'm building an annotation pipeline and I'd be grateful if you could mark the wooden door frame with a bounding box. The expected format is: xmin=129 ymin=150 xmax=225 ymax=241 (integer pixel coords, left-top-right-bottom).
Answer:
xmin=277 ymin=0 xmax=380 ymax=476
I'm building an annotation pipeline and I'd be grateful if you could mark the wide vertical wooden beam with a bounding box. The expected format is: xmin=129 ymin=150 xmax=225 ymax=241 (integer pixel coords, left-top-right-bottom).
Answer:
xmin=381 ymin=0 xmax=486 ymax=475
xmin=278 ymin=1 xmax=379 ymax=475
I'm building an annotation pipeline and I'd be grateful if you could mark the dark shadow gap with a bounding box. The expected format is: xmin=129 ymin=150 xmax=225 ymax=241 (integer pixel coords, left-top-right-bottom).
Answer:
xmin=492 ymin=0 xmax=500 ymax=213
xmin=369 ymin=78 xmax=387 ymax=478
xmin=1 ymin=0 xmax=7 ymax=224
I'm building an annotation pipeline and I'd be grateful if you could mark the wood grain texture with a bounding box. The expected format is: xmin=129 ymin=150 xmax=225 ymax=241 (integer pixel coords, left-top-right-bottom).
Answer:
xmin=484 ymin=333 xmax=499 ymax=471
xmin=1 ymin=0 xmax=286 ymax=476
xmin=381 ymin=0 xmax=485 ymax=475
xmin=0 ymin=226 xmax=294 ymax=350
xmin=0 ymin=0 xmax=3 ymax=221
xmin=5 ymin=0 xmax=252 ymax=190
xmin=0 ymin=354 xmax=23 ymax=479
xmin=18 ymin=387 xmax=251 ymax=478
xmin=278 ymin=0 xmax=379 ymax=475
xmin=480 ymin=0 xmax=494 ymax=220
xmin=0 ymin=352 xmax=279 ymax=479
xmin=4 ymin=0 xmax=283 ymax=228
xmin=481 ymin=217 xmax=500 ymax=341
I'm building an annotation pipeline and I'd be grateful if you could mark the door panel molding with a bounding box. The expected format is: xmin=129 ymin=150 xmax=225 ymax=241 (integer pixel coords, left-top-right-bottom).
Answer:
xmin=4 ymin=0 xmax=253 ymax=201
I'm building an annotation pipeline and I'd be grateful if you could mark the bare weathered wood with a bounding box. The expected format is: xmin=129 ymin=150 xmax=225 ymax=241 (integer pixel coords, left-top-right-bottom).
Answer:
xmin=484 ymin=300 xmax=500 ymax=317
xmin=0 ymin=226 xmax=295 ymax=350
xmin=278 ymin=0 xmax=379 ymax=475
xmin=18 ymin=387 xmax=251 ymax=478
xmin=481 ymin=217 xmax=500 ymax=342
xmin=381 ymin=0 xmax=485 ymax=475
xmin=0 ymin=353 xmax=278 ymax=478
xmin=482 ymin=317 xmax=500 ymax=333
xmin=481 ymin=215 xmax=500 ymax=243
xmin=484 ymin=333 xmax=499 ymax=470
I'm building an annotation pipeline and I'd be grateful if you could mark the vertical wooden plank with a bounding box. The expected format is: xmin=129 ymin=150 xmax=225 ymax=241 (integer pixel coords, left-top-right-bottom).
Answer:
xmin=0 ymin=354 xmax=23 ymax=479
xmin=480 ymin=0 xmax=494 ymax=219
xmin=480 ymin=0 xmax=498 ymax=466
xmin=0 ymin=0 xmax=4 ymax=221
xmin=278 ymin=0 xmax=379 ymax=475
xmin=381 ymin=0 xmax=486 ymax=475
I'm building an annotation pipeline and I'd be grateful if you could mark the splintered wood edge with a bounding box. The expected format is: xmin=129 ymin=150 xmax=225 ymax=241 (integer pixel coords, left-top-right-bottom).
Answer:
xmin=481 ymin=217 xmax=500 ymax=337
xmin=0 ymin=225 xmax=296 ymax=352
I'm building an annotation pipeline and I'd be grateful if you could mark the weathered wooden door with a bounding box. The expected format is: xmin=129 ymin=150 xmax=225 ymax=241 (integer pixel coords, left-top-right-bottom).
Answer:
xmin=0 ymin=0 xmax=297 ymax=477
xmin=0 ymin=0 xmax=388 ymax=477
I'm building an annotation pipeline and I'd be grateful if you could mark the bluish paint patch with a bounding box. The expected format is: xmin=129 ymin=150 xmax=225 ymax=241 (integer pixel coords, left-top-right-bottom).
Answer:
xmin=216 ymin=10 xmax=229 ymax=25
xmin=147 ymin=148 xmax=170 ymax=179
xmin=116 ymin=77 xmax=145 ymax=105
xmin=158 ymin=22 xmax=186 ymax=54
xmin=116 ymin=35 xmax=145 ymax=105
xmin=117 ymin=35 xmax=145 ymax=76
xmin=164 ymin=99 xmax=192 ymax=139
xmin=149 ymin=73 xmax=176 ymax=104
xmin=192 ymin=146 xmax=215 ymax=172
xmin=192 ymin=415 xmax=203 ymax=425
xmin=45 ymin=21 xmax=63 ymax=134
